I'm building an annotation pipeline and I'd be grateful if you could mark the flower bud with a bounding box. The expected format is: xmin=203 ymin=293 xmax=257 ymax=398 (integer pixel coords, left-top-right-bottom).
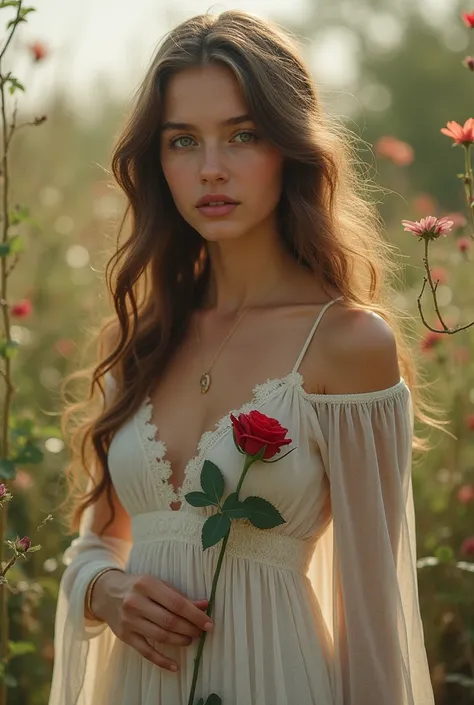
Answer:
xmin=16 ymin=536 xmax=31 ymax=553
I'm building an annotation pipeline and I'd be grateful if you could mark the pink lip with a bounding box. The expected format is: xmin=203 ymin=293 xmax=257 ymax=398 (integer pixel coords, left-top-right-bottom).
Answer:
xmin=197 ymin=203 xmax=238 ymax=217
xmin=196 ymin=193 xmax=239 ymax=207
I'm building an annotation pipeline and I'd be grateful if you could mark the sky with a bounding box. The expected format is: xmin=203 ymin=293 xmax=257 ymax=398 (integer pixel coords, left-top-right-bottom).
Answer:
xmin=15 ymin=0 xmax=311 ymax=117
xmin=7 ymin=0 xmax=460 ymax=120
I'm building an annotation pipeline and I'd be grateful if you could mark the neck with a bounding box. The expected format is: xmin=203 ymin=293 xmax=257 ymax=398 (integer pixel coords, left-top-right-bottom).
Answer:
xmin=201 ymin=233 xmax=297 ymax=314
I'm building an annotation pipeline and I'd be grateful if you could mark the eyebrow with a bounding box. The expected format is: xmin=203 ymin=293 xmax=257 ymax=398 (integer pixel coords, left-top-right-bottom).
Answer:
xmin=160 ymin=114 xmax=253 ymax=132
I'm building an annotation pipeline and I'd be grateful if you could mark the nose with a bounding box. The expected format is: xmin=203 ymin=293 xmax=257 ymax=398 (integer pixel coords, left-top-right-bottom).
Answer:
xmin=199 ymin=144 xmax=229 ymax=184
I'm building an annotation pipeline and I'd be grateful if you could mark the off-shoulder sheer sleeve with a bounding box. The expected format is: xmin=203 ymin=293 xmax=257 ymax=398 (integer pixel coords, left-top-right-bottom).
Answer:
xmin=48 ymin=372 xmax=132 ymax=705
xmin=307 ymin=381 xmax=434 ymax=705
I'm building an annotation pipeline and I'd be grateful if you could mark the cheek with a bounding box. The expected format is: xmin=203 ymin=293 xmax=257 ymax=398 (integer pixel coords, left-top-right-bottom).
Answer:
xmin=161 ymin=158 xmax=189 ymax=205
xmin=245 ymin=153 xmax=283 ymax=203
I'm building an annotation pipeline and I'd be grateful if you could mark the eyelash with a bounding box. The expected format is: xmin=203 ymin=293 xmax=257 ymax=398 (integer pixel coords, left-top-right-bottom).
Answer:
xmin=168 ymin=130 xmax=258 ymax=149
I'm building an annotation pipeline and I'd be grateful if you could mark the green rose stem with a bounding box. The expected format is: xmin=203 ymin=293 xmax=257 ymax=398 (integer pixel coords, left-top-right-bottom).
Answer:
xmin=186 ymin=452 xmax=258 ymax=705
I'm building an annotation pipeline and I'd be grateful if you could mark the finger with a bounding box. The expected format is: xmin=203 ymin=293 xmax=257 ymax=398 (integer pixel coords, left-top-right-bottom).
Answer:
xmin=152 ymin=604 xmax=204 ymax=639
xmin=130 ymin=633 xmax=179 ymax=672
xmin=135 ymin=617 xmax=196 ymax=647
xmin=144 ymin=581 xmax=213 ymax=632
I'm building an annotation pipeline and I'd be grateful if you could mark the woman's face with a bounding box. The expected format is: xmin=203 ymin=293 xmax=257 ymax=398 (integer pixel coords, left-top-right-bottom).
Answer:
xmin=160 ymin=62 xmax=284 ymax=244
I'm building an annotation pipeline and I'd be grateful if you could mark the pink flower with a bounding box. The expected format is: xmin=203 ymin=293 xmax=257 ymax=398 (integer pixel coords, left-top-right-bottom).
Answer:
xmin=11 ymin=299 xmax=32 ymax=318
xmin=462 ymin=10 xmax=474 ymax=28
xmin=443 ymin=212 xmax=467 ymax=230
xmin=375 ymin=136 xmax=414 ymax=166
xmin=0 ymin=483 xmax=6 ymax=499
xmin=457 ymin=485 xmax=474 ymax=503
xmin=402 ymin=215 xmax=454 ymax=239
xmin=16 ymin=536 xmax=31 ymax=553
xmin=463 ymin=56 xmax=474 ymax=70
xmin=430 ymin=266 xmax=448 ymax=285
xmin=421 ymin=330 xmax=444 ymax=352
xmin=460 ymin=536 xmax=474 ymax=557
xmin=29 ymin=41 xmax=47 ymax=62
xmin=457 ymin=236 xmax=471 ymax=253
xmin=441 ymin=118 xmax=474 ymax=145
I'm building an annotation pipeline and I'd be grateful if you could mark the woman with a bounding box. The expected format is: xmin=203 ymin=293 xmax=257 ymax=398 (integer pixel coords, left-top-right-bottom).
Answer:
xmin=49 ymin=10 xmax=436 ymax=705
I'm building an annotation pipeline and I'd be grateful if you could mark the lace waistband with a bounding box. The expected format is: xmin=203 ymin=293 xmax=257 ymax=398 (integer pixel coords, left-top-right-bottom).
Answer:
xmin=131 ymin=510 xmax=315 ymax=574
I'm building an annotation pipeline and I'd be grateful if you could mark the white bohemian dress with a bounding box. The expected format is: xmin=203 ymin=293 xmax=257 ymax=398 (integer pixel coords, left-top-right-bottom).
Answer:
xmin=48 ymin=296 xmax=435 ymax=705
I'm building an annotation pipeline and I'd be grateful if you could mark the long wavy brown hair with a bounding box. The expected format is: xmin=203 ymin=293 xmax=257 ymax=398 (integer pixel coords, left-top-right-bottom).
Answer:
xmin=60 ymin=9 xmax=447 ymax=535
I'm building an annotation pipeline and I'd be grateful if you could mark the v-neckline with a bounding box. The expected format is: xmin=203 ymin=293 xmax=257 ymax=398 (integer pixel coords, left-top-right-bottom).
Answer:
xmin=135 ymin=371 xmax=303 ymax=513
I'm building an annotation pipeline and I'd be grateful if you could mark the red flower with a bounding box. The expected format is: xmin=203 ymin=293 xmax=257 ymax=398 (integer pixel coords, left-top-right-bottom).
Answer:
xmin=11 ymin=299 xmax=32 ymax=318
xmin=421 ymin=330 xmax=444 ymax=352
xmin=457 ymin=485 xmax=474 ymax=503
xmin=460 ymin=536 xmax=474 ymax=557
xmin=457 ymin=236 xmax=471 ymax=253
xmin=466 ymin=414 xmax=474 ymax=430
xmin=441 ymin=118 xmax=474 ymax=145
xmin=413 ymin=193 xmax=438 ymax=215
xmin=375 ymin=136 xmax=414 ymax=166
xmin=430 ymin=266 xmax=448 ymax=285
xmin=29 ymin=41 xmax=47 ymax=62
xmin=462 ymin=11 xmax=474 ymax=28
xmin=230 ymin=410 xmax=292 ymax=460
xmin=16 ymin=536 xmax=31 ymax=553
xmin=463 ymin=56 xmax=474 ymax=71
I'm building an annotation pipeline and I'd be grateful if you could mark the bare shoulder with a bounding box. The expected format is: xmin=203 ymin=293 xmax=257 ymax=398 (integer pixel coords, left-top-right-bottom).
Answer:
xmin=307 ymin=302 xmax=401 ymax=395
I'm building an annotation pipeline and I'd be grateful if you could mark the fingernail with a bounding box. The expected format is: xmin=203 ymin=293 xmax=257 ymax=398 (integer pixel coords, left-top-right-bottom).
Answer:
xmin=170 ymin=664 xmax=178 ymax=672
xmin=204 ymin=621 xmax=213 ymax=631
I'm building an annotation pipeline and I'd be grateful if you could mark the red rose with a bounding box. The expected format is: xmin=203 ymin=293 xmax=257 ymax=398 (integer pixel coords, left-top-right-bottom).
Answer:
xmin=230 ymin=410 xmax=292 ymax=460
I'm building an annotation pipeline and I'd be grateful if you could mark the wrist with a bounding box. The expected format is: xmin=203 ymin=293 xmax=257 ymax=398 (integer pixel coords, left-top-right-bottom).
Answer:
xmin=85 ymin=567 xmax=124 ymax=622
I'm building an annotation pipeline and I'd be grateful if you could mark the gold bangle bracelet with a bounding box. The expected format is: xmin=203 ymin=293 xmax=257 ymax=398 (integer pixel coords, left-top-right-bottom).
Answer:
xmin=85 ymin=567 xmax=124 ymax=621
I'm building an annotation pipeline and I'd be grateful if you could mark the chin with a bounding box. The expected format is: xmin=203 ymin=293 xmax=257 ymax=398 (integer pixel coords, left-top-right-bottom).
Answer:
xmin=195 ymin=224 xmax=248 ymax=243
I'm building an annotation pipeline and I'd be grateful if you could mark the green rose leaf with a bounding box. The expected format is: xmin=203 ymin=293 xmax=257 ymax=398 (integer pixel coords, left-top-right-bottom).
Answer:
xmin=243 ymin=496 xmax=286 ymax=529
xmin=201 ymin=460 xmax=225 ymax=504
xmin=0 ymin=459 xmax=16 ymax=480
xmin=184 ymin=491 xmax=217 ymax=508
xmin=204 ymin=695 xmax=223 ymax=704
xmin=221 ymin=492 xmax=249 ymax=519
xmin=201 ymin=513 xmax=231 ymax=550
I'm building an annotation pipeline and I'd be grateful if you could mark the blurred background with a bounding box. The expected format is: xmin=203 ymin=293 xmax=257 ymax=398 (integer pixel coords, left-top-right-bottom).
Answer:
xmin=3 ymin=0 xmax=474 ymax=702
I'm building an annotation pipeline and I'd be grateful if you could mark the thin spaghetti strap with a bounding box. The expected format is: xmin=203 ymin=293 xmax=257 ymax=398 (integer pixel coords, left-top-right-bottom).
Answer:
xmin=291 ymin=295 xmax=344 ymax=374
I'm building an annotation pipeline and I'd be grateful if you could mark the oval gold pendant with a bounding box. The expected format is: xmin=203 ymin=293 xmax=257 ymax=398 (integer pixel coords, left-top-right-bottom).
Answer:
xmin=200 ymin=372 xmax=211 ymax=394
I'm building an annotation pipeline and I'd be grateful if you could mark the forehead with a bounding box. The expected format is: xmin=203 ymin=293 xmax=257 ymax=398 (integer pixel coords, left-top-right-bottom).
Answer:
xmin=161 ymin=63 xmax=248 ymax=123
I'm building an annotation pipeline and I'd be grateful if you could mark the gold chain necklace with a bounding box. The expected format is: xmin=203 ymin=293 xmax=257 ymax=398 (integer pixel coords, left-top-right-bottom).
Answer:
xmin=194 ymin=280 xmax=281 ymax=395
xmin=195 ymin=306 xmax=249 ymax=394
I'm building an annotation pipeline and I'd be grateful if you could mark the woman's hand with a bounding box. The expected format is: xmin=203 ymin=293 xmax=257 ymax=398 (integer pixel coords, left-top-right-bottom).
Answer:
xmin=91 ymin=570 xmax=213 ymax=672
